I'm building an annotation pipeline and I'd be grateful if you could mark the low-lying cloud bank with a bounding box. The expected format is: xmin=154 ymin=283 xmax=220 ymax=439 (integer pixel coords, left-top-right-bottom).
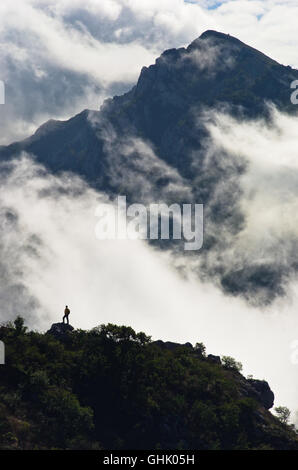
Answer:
xmin=194 ymin=106 xmax=298 ymax=305
xmin=1 ymin=155 xmax=298 ymax=421
xmin=88 ymin=102 xmax=298 ymax=307
xmin=1 ymin=0 xmax=298 ymax=426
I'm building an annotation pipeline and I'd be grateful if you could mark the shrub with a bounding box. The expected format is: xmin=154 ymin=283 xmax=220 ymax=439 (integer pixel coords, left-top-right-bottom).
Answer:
xmin=274 ymin=406 xmax=291 ymax=425
xmin=221 ymin=356 xmax=243 ymax=372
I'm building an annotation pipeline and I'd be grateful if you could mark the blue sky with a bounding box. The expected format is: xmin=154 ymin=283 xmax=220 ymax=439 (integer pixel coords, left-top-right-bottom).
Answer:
xmin=184 ymin=0 xmax=224 ymax=9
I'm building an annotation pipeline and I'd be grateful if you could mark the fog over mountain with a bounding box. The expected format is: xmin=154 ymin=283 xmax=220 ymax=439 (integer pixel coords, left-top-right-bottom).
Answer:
xmin=2 ymin=30 xmax=298 ymax=305
xmin=1 ymin=19 xmax=298 ymax=420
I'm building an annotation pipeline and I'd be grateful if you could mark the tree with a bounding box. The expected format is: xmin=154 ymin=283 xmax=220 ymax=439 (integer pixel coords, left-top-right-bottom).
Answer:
xmin=13 ymin=316 xmax=27 ymax=336
xmin=194 ymin=342 xmax=206 ymax=357
xmin=221 ymin=356 xmax=243 ymax=372
xmin=274 ymin=406 xmax=291 ymax=425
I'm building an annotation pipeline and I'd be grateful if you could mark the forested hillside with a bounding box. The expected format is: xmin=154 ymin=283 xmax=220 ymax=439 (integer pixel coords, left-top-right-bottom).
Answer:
xmin=0 ymin=317 xmax=297 ymax=450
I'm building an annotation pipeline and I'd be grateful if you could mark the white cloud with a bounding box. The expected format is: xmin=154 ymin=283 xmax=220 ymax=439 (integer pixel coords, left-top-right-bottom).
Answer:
xmin=1 ymin=0 xmax=298 ymax=421
xmin=1 ymin=155 xmax=298 ymax=419
xmin=1 ymin=0 xmax=298 ymax=144
xmin=206 ymin=106 xmax=298 ymax=243
xmin=0 ymin=2 xmax=155 ymax=84
xmin=178 ymin=106 xmax=298 ymax=309
xmin=52 ymin=0 xmax=123 ymax=21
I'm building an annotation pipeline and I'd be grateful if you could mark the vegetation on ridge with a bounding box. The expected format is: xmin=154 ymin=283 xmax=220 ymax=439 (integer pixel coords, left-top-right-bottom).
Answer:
xmin=0 ymin=316 xmax=297 ymax=450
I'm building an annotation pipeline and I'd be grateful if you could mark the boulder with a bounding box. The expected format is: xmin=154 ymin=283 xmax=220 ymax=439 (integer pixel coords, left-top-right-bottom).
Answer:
xmin=247 ymin=379 xmax=274 ymax=410
xmin=207 ymin=354 xmax=221 ymax=364
xmin=46 ymin=322 xmax=74 ymax=340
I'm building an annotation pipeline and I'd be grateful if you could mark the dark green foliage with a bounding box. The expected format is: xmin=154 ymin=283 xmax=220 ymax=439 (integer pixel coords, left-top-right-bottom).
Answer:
xmin=275 ymin=406 xmax=291 ymax=425
xmin=221 ymin=356 xmax=243 ymax=372
xmin=13 ymin=316 xmax=27 ymax=336
xmin=194 ymin=342 xmax=206 ymax=356
xmin=0 ymin=318 xmax=297 ymax=450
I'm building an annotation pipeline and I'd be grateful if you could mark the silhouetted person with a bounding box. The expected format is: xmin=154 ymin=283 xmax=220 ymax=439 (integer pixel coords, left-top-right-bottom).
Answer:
xmin=63 ymin=305 xmax=70 ymax=324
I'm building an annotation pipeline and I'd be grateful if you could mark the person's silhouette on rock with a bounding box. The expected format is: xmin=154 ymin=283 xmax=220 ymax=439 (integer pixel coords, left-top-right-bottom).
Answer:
xmin=63 ymin=305 xmax=70 ymax=324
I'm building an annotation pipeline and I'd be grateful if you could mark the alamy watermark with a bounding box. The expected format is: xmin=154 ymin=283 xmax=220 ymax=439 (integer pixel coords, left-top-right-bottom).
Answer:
xmin=95 ymin=196 xmax=203 ymax=251
xmin=0 ymin=340 xmax=5 ymax=365
xmin=290 ymin=80 xmax=298 ymax=105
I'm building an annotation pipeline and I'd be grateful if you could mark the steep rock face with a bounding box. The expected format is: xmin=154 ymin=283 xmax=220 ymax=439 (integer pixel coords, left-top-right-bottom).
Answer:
xmin=1 ymin=30 xmax=297 ymax=211
xmin=1 ymin=31 xmax=298 ymax=303
xmin=234 ymin=374 xmax=275 ymax=410
xmin=1 ymin=29 xmax=297 ymax=193
xmin=1 ymin=30 xmax=298 ymax=182
xmin=247 ymin=379 xmax=275 ymax=410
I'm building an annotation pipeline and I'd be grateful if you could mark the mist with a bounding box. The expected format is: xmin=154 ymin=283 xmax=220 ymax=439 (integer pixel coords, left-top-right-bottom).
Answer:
xmin=1 ymin=154 xmax=298 ymax=422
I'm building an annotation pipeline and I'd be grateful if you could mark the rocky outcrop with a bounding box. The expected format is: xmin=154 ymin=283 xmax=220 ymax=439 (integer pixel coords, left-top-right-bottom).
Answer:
xmin=235 ymin=375 xmax=275 ymax=410
xmin=152 ymin=340 xmax=193 ymax=351
xmin=207 ymin=354 xmax=221 ymax=365
xmin=153 ymin=339 xmax=274 ymax=410
xmin=247 ymin=379 xmax=275 ymax=410
xmin=161 ymin=341 xmax=179 ymax=350
xmin=46 ymin=322 xmax=74 ymax=340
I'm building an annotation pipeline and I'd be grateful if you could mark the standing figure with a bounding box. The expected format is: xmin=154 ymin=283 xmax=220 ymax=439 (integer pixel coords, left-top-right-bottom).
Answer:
xmin=63 ymin=305 xmax=70 ymax=324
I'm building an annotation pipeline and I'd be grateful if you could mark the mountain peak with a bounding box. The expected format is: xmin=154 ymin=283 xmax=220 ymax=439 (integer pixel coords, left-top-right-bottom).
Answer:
xmin=186 ymin=29 xmax=283 ymax=70
xmin=200 ymin=30 xmax=231 ymax=40
xmin=187 ymin=29 xmax=246 ymax=51
xmin=1 ymin=32 xmax=298 ymax=305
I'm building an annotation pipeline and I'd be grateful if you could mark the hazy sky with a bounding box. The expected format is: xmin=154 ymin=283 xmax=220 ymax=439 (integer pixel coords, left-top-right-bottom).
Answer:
xmin=1 ymin=0 xmax=298 ymax=420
